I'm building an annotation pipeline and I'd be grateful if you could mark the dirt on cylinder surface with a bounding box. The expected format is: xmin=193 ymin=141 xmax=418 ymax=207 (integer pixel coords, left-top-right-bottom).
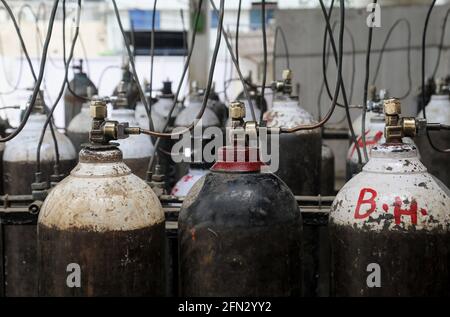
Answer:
xmin=330 ymin=223 xmax=450 ymax=297
xmin=178 ymin=171 xmax=303 ymax=297
xmin=38 ymin=222 xmax=166 ymax=296
xmin=3 ymin=159 xmax=76 ymax=195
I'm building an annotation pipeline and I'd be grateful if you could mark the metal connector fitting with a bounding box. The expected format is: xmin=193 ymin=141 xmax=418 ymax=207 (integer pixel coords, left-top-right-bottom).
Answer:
xmin=384 ymin=98 xmax=401 ymax=116
xmin=90 ymin=100 xmax=107 ymax=119
xmin=230 ymin=101 xmax=246 ymax=121
xmin=282 ymin=69 xmax=293 ymax=81
xmin=384 ymin=99 xmax=420 ymax=143
xmin=31 ymin=181 xmax=49 ymax=201
xmin=415 ymin=118 xmax=427 ymax=136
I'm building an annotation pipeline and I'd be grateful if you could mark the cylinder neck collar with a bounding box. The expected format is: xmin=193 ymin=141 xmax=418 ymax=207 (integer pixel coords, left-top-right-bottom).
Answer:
xmin=79 ymin=144 xmax=123 ymax=163
xmin=211 ymin=146 xmax=264 ymax=173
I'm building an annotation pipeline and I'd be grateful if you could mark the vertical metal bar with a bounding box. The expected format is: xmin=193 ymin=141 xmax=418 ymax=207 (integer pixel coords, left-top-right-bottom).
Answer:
xmin=0 ymin=220 xmax=5 ymax=297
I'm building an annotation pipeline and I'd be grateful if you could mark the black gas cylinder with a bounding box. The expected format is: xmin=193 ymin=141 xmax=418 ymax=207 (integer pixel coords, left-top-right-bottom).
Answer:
xmin=178 ymin=146 xmax=302 ymax=296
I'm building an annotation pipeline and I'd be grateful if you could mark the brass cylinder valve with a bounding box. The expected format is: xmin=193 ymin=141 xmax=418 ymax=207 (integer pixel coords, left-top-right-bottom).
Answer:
xmin=228 ymin=101 xmax=260 ymax=148
xmin=271 ymin=69 xmax=293 ymax=95
xmin=384 ymin=98 xmax=420 ymax=143
xmin=114 ymin=81 xmax=129 ymax=109
xmin=229 ymin=101 xmax=246 ymax=128
xmin=89 ymin=99 xmax=131 ymax=144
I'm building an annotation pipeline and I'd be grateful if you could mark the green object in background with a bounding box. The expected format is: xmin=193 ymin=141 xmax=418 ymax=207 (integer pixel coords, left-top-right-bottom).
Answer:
xmin=191 ymin=10 xmax=206 ymax=33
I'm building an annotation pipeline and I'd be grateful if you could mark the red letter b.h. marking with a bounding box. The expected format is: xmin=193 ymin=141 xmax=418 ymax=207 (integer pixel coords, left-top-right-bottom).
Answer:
xmin=355 ymin=188 xmax=377 ymax=219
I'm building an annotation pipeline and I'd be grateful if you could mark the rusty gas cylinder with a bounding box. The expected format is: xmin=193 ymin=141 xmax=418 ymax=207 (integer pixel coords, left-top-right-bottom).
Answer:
xmin=37 ymin=144 xmax=166 ymax=296
xmin=330 ymin=142 xmax=450 ymax=296
xmin=2 ymin=93 xmax=76 ymax=297
xmin=264 ymin=96 xmax=321 ymax=195
xmin=178 ymin=145 xmax=302 ymax=296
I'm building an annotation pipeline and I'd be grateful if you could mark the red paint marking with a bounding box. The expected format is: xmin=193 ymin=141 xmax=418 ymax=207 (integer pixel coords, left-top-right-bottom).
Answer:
xmin=349 ymin=130 xmax=384 ymax=158
xmin=355 ymin=191 xmax=428 ymax=225
xmin=183 ymin=175 xmax=193 ymax=182
xmin=393 ymin=197 xmax=421 ymax=225
xmin=355 ymin=188 xmax=378 ymax=219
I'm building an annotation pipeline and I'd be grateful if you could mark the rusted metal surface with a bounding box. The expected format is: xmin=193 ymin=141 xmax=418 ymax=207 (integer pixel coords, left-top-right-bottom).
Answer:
xmin=3 ymin=160 xmax=75 ymax=195
xmin=38 ymin=146 xmax=166 ymax=296
xmin=0 ymin=192 xmax=332 ymax=297
xmin=331 ymin=143 xmax=450 ymax=296
xmin=416 ymin=94 xmax=450 ymax=188
xmin=0 ymin=194 xmax=37 ymax=297
xmin=265 ymin=97 xmax=322 ymax=195
xmin=1 ymin=114 xmax=76 ymax=297
xmin=178 ymin=168 xmax=303 ymax=296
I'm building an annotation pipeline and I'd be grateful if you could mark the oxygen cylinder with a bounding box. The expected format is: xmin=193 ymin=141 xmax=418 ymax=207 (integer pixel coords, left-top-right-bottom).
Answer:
xmin=3 ymin=94 xmax=77 ymax=195
xmin=173 ymin=95 xmax=220 ymax=185
xmin=38 ymin=143 xmax=166 ymax=296
xmin=178 ymin=101 xmax=302 ymax=296
xmin=67 ymin=103 xmax=90 ymax=154
xmin=112 ymin=62 xmax=140 ymax=110
xmin=330 ymin=99 xmax=450 ymax=296
xmin=145 ymin=81 xmax=181 ymax=188
xmin=416 ymin=79 xmax=450 ymax=188
xmin=170 ymin=166 xmax=208 ymax=197
xmin=64 ymin=59 xmax=97 ymax=127
xmin=2 ymin=92 xmax=76 ymax=297
xmin=347 ymin=91 xmax=418 ymax=180
xmin=178 ymin=146 xmax=302 ymax=296
xmin=152 ymin=81 xmax=181 ymax=129
xmin=67 ymin=87 xmax=96 ymax=153
xmin=109 ymin=83 xmax=154 ymax=179
xmin=109 ymin=109 xmax=153 ymax=179
xmin=264 ymin=97 xmax=321 ymax=195
xmin=174 ymin=94 xmax=220 ymax=128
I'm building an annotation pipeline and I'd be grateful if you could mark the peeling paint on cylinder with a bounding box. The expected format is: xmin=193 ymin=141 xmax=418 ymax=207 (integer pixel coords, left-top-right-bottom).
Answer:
xmin=37 ymin=145 xmax=166 ymax=296
xmin=1 ymin=113 xmax=76 ymax=297
xmin=331 ymin=143 xmax=450 ymax=296
xmin=3 ymin=113 xmax=77 ymax=194
xmin=347 ymin=113 xmax=418 ymax=179
xmin=264 ymin=97 xmax=321 ymax=196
